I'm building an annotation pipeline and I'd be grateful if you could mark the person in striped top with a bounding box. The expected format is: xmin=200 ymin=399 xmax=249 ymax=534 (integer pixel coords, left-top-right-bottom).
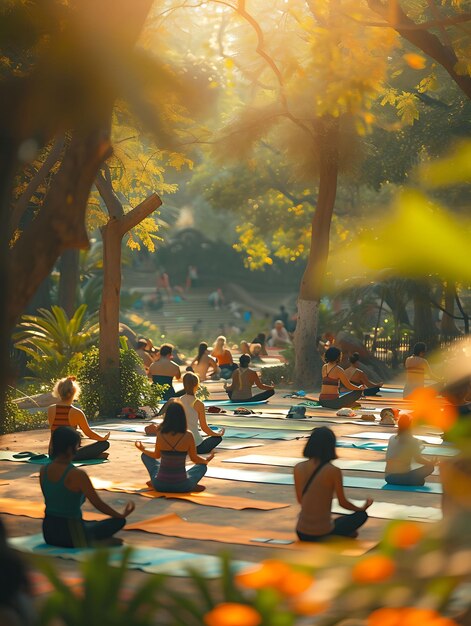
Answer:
xmin=47 ymin=377 xmax=110 ymax=461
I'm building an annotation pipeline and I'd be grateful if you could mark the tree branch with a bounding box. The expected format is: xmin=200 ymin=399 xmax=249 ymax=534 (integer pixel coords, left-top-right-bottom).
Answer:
xmin=343 ymin=10 xmax=471 ymax=31
xmin=118 ymin=193 xmax=162 ymax=235
xmin=10 ymin=135 xmax=65 ymax=235
xmin=366 ymin=0 xmax=471 ymax=100
xmin=95 ymin=167 xmax=125 ymax=220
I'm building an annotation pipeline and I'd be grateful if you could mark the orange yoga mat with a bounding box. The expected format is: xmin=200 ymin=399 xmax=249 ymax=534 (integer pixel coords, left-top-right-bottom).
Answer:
xmin=0 ymin=497 xmax=106 ymax=521
xmin=91 ymin=477 xmax=290 ymax=511
xmin=125 ymin=513 xmax=374 ymax=555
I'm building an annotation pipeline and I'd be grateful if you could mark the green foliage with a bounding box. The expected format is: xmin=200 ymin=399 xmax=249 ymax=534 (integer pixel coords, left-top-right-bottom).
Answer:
xmin=13 ymin=305 xmax=98 ymax=384
xmin=76 ymin=346 xmax=166 ymax=419
xmin=1 ymin=391 xmax=47 ymax=435
xmin=38 ymin=548 xmax=165 ymax=626
xmin=260 ymin=364 xmax=291 ymax=386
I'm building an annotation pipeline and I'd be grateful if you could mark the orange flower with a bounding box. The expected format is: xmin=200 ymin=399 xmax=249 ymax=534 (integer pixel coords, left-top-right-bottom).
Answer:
xmin=403 ymin=53 xmax=427 ymax=69
xmin=235 ymin=560 xmax=313 ymax=596
xmin=352 ymin=555 xmax=395 ymax=583
xmin=388 ymin=521 xmax=424 ymax=549
xmin=368 ymin=607 xmax=459 ymax=626
xmin=235 ymin=560 xmax=290 ymax=590
xmin=204 ymin=603 xmax=262 ymax=626
xmin=409 ymin=388 xmax=457 ymax=431
xmin=291 ymin=597 xmax=329 ymax=616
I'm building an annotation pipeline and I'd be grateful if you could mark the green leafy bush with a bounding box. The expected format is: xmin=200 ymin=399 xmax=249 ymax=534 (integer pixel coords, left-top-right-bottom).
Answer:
xmin=76 ymin=346 xmax=166 ymax=419
xmin=2 ymin=391 xmax=47 ymax=434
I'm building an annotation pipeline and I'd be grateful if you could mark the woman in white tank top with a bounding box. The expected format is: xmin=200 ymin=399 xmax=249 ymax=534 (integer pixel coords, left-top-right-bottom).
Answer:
xmin=176 ymin=372 xmax=225 ymax=454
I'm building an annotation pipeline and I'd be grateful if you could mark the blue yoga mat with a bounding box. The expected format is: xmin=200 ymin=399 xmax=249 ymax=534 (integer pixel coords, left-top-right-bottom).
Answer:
xmin=203 ymin=399 xmax=269 ymax=407
xmin=337 ymin=440 xmax=457 ymax=456
xmin=205 ymin=467 xmax=443 ymax=493
xmin=9 ymin=534 xmax=250 ymax=578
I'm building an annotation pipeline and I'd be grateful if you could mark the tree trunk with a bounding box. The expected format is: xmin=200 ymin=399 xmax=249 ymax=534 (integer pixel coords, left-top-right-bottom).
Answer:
xmin=413 ymin=280 xmax=439 ymax=347
xmin=6 ymin=129 xmax=112 ymax=330
xmin=294 ymin=116 xmax=340 ymax=388
xmin=440 ymin=281 xmax=461 ymax=338
xmin=99 ymin=219 xmax=122 ymax=416
xmin=58 ymin=249 xmax=80 ymax=317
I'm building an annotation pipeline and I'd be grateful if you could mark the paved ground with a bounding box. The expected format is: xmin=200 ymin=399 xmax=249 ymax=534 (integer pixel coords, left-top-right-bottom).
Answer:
xmin=0 ymin=381 xmax=443 ymax=598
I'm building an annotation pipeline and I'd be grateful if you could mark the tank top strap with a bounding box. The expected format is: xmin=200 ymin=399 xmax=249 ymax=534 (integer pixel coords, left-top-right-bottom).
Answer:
xmin=161 ymin=433 xmax=186 ymax=450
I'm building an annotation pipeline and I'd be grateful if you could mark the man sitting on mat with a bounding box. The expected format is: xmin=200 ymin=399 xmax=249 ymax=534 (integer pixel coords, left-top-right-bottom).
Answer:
xmin=344 ymin=352 xmax=383 ymax=396
xmin=319 ymin=347 xmax=363 ymax=409
xmin=41 ymin=427 xmax=134 ymax=547
xmin=224 ymin=354 xmax=275 ymax=403
xmin=385 ymin=414 xmax=436 ymax=486
xmin=294 ymin=427 xmax=372 ymax=542
xmin=48 ymin=377 xmax=110 ymax=461
xmin=148 ymin=343 xmax=181 ymax=401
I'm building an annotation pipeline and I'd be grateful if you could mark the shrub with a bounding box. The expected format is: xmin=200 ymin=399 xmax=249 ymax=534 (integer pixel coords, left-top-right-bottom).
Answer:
xmin=76 ymin=346 xmax=166 ymax=419
xmin=2 ymin=392 xmax=47 ymax=434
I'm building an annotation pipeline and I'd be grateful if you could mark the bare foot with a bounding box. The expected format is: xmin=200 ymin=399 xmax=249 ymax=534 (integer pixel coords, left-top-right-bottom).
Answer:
xmin=192 ymin=485 xmax=206 ymax=493
xmin=146 ymin=480 xmax=154 ymax=489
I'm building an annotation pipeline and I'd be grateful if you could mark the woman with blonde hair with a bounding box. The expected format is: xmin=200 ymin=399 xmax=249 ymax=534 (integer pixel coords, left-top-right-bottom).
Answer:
xmin=47 ymin=377 xmax=110 ymax=461
xmin=212 ymin=335 xmax=237 ymax=379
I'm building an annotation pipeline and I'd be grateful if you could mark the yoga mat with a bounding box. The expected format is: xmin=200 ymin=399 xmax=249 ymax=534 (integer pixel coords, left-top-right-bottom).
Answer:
xmin=159 ymin=399 xmax=269 ymax=407
xmin=222 ymin=455 xmax=439 ymax=475
xmin=126 ymin=513 xmax=296 ymax=547
xmin=0 ymin=451 xmax=108 ymax=466
xmin=337 ymin=440 xmax=457 ymax=456
xmin=217 ymin=442 xmax=265 ymax=450
xmin=91 ymin=477 xmax=290 ymax=510
xmin=344 ymin=431 xmax=443 ymax=445
xmin=205 ymin=467 xmax=443 ymax=493
xmin=125 ymin=513 xmax=374 ymax=556
xmin=9 ymin=534 xmax=250 ymax=578
xmin=332 ymin=499 xmax=442 ymax=522
xmin=0 ymin=497 xmax=106 ymax=521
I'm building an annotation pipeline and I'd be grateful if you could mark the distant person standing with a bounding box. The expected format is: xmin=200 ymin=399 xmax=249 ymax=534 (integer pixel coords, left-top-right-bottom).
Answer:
xmin=268 ymin=320 xmax=292 ymax=347
xmin=186 ymin=265 xmax=199 ymax=291
xmin=403 ymin=342 xmax=441 ymax=398
xmin=157 ymin=271 xmax=172 ymax=301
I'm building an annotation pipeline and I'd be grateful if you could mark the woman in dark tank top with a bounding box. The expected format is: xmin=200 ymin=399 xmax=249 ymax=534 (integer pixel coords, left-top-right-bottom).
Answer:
xmin=135 ymin=402 xmax=214 ymax=493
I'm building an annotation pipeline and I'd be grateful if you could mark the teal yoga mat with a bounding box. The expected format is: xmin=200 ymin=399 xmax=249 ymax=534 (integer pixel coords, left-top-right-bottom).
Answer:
xmin=0 ymin=451 xmax=107 ymax=466
xmin=336 ymin=440 xmax=456 ymax=456
xmin=9 ymin=534 xmax=250 ymax=578
xmin=205 ymin=467 xmax=443 ymax=493
xmin=157 ymin=399 xmax=269 ymax=407
xmin=332 ymin=499 xmax=441 ymax=522
xmin=344 ymin=431 xmax=443 ymax=445
xmin=222 ymin=455 xmax=439 ymax=475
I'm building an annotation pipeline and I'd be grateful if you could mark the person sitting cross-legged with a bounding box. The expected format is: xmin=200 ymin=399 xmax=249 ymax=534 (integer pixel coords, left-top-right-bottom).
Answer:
xmin=294 ymin=427 xmax=372 ymax=542
xmin=224 ymin=354 xmax=275 ymax=403
xmin=145 ymin=372 xmax=225 ymax=454
xmin=319 ymin=347 xmax=363 ymax=409
xmin=385 ymin=414 xmax=436 ymax=486
xmin=41 ymin=427 xmax=134 ymax=548
xmin=136 ymin=402 xmax=213 ymax=493
xmin=47 ymin=377 xmax=110 ymax=461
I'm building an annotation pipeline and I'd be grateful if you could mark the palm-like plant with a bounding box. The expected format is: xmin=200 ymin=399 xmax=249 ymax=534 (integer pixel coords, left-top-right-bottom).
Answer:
xmin=13 ymin=305 xmax=98 ymax=382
